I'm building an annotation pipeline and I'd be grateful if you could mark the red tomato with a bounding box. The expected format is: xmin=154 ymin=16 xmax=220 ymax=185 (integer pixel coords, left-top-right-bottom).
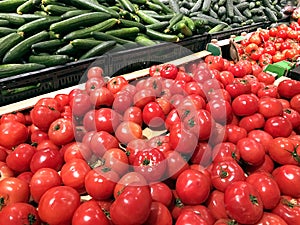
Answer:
xmin=278 ymin=79 xmax=300 ymax=99
xmin=256 ymin=212 xmax=288 ymax=225
xmin=0 ymin=202 xmax=40 ymax=225
xmin=94 ymin=108 xmax=121 ymax=133
xmin=0 ymin=121 xmax=28 ymax=149
xmin=160 ymin=64 xmax=178 ymax=79
xmin=224 ymin=181 xmax=264 ymax=224
xmin=133 ymin=88 xmax=156 ymax=109
xmin=48 ymin=118 xmax=74 ymax=146
xmin=225 ymin=124 xmax=247 ymax=144
xmin=35 ymin=97 xmax=62 ymax=112
xmin=176 ymin=169 xmax=211 ymax=205
xmin=283 ymin=108 xmax=300 ymax=128
xmin=112 ymin=89 xmax=134 ymax=114
xmin=269 ymin=27 xmax=278 ymax=37
xmin=246 ymin=171 xmax=280 ymax=210
xmin=0 ymin=112 xmax=26 ymax=124
xmin=0 ymin=177 xmax=29 ymax=206
xmin=247 ymin=129 xmax=273 ymax=153
xmin=144 ymin=201 xmax=173 ymax=225
xmin=245 ymin=43 xmax=259 ymax=55
xmin=264 ymin=116 xmax=293 ymax=138
xmin=149 ymin=182 xmax=173 ymax=207
xmin=89 ymin=131 xmax=119 ymax=157
xmin=87 ymin=66 xmax=104 ymax=79
xmin=38 ymin=186 xmax=80 ymax=225
xmin=123 ymin=106 xmax=143 ymax=126
xmin=85 ymin=77 xmax=105 ymax=94
xmin=133 ymin=148 xmax=167 ymax=182
xmin=206 ymin=99 xmax=233 ymax=124
xmin=143 ymin=101 xmax=165 ymax=128
xmin=175 ymin=210 xmax=208 ymax=225
xmin=210 ymin=160 xmax=245 ymax=192
xmin=258 ymin=97 xmax=283 ymax=118
xmin=259 ymin=53 xmax=273 ymax=67
xmin=54 ymin=93 xmax=69 ymax=108
xmin=107 ymin=76 xmax=128 ymax=94
xmin=272 ymin=164 xmax=300 ymax=198
xmin=257 ymin=72 xmax=275 ymax=85
xmin=110 ymin=185 xmax=152 ymax=225
xmin=85 ymin=166 xmax=119 ymax=200
xmin=63 ymin=142 xmax=92 ymax=163
xmin=149 ymin=65 xmax=162 ymax=77
xmin=291 ymin=94 xmax=300 ymax=113
xmin=30 ymin=148 xmax=63 ymax=173
xmin=180 ymin=205 xmax=216 ymax=225
xmin=272 ymin=195 xmax=300 ymax=225
xmin=206 ymin=56 xmax=224 ymax=71
xmin=30 ymin=168 xmax=62 ymax=203
xmin=102 ymin=148 xmax=129 ymax=176
xmin=69 ymin=92 xmax=92 ymax=117
xmin=89 ymin=87 xmax=114 ymax=107
xmin=169 ymin=126 xmax=198 ymax=154
xmin=257 ymin=85 xmax=279 ymax=98
xmin=72 ymin=200 xmax=110 ymax=225
xmin=249 ymin=32 xmax=262 ymax=45
xmin=206 ymin=190 xmax=228 ymax=220
xmin=165 ymin=150 xmax=189 ymax=180
xmin=232 ymin=94 xmax=259 ymax=116
xmin=190 ymin=141 xmax=212 ymax=167
xmin=239 ymin=112 xmax=265 ymax=132
xmin=225 ymin=78 xmax=251 ymax=99
xmin=212 ymin=142 xmax=240 ymax=163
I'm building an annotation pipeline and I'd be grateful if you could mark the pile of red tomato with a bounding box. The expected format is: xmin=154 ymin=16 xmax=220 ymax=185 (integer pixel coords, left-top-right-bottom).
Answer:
xmin=1 ymin=36 xmax=300 ymax=225
xmin=236 ymin=22 xmax=300 ymax=66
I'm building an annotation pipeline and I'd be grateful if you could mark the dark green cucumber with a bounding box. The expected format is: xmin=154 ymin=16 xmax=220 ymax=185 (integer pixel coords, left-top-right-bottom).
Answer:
xmin=136 ymin=10 xmax=160 ymax=25
xmin=60 ymin=9 xmax=92 ymax=19
xmin=43 ymin=5 xmax=77 ymax=15
xmin=0 ymin=20 xmax=9 ymax=26
xmin=105 ymin=27 xmax=140 ymax=40
xmin=250 ymin=7 xmax=264 ymax=16
xmin=151 ymin=0 xmax=174 ymax=14
xmin=0 ymin=0 xmax=27 ymax=13
xmin=190 ymin=0 xmax=203 ymax=13
xmin=0 ymin=63 xmax=46 ymax=78
xmin=146 ymin=28 xmax=179 ymax=42
xmin=119 ymin=19 xmax=146 ymax=33
xmin=41 ymin=0 xmax=67 ymax=5
xmin=0 ymin=27 xmax=17 ymax=37
xmin=208 ymin=23 xmax=228 ymax=33
xmin=28 ymin=54 xmax=71 ymax=67
xmin=55 ymin=43 xmax=79 ymax=56
xmin=16 ymin=0 xmax=35 ymax=14
xmin=70 ymin=38 xmax=103 ymax=50
xmin=217 ymin=0 xmax=226 ymax=6
xmin=131 ymin=0 xmax=146 ymax=4
xmin=262 ymin=0 xmax=274 ymax=10
xmin=31 ymin=39 xmax=66 ymax=52
xmin=79 ymin=41 xmax=116 ymax=60
xmin=183 ymin=16 xmax=195 ymax=32
xmin=69 ymin=0 xmax=119 ymax=18
xmin=0 ymin=13 xmax=26 ymax=26
xmin=146 ymin=1 xmax=162 ymax=12
xmin=264 ymin=8 xmax=277 ymax=22
xmin=176 ymin=22 xmax=192 ymax=37
xmin=218 ymin=6 xmax=226 ymax=17
xmin=233 ymin=6 xmax=247 ymax=21
xmin=3 ymin=30 xmax=49 ymax=63
xmin=135 ymin=35 xmax=157 ymax=46
xmin=202 ymin=0 xmax=211 ymax=13
xmin=0 ymin=32 xmax=24 ymax=60
xmin=243 ymin=8 xmax=252 ymax=18
xmin=50 ymin=12 xmax=111 ymax=34
xmin=248 ymin=1 xmax=256 ymax=9
xmin=63 ymin=18 xmax=119 ymax=41
xmin=236 ymin=2 xmax=249 ymax=11
xmin=145 ymin=21 xmax=169 ymax=31
xmin=92 ymin=31 xmax=136 ymax=45
xmin=232 ymin=15 xmax=244 ymax=23
xmin=149 ymin=13 xmax=174 ymax=21
xmin=118 ymin=0 xmax=136 ymax=13
xmin=191 ymin=14 xmax=225 ymax=26
xmin=252 ymin=15 xmax=267 ymax=22
xmin=33 ymin=0 xmax=41 ymax=5
xmin=226 ymin=0 xmax=234 ymax=18
xmin=34 ymin=10 xmax=48 ymax=16
xmin=241 ymin=19 xmax=254 ymax=26
xmin=17 ymin=16 xmax=61 ymax=35
xmin=169 ymin=0 xmax=180 ymax=13
xmin=212 ymin=4 xmax=219 ymax=12
xmin=209 ymin=9 xmax=218 ymax=19
xmin=164 ymin=13 xmax=183 ymax=33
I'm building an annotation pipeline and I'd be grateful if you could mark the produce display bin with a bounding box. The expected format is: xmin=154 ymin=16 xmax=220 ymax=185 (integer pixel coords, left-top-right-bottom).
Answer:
xmin=179 ymin=33 xmax=211 ymax=53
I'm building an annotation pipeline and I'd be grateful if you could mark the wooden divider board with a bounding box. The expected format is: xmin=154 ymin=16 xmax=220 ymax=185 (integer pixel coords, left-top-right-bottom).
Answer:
xmin=0 ymin=50 xmax=211 ymax=115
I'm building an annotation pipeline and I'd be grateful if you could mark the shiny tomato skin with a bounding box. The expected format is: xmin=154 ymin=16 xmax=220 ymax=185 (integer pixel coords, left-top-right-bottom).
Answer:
xmin=72 ymin=200 xmax=110 ymax=225
xmin=115 ymin=121 xmax=142 ymax=145
xmin=225 ymin=124 xmax=247 ymax=144
xmin=48 ymin=118 xmax=74 ymax=146
xmin=290 ymin=93 xmax=300 ymax=113
xmin=144 ymin=201 xmax=173 ymax=225
xmin=224 ymin=181 xmax=264 ymax=224
xmin=110 ymin=185 xmax=152 ymax=225
xmin=165 ymin=150 xmax=189 ymax=180
xmin=238 ymin=112 xmax=265 ymax=132
xmin=107 ymin=76 xmax=128 ymax=95
xmin=143 ymin=101 xmax=165 ymax=128
xmin=283 ymin=108 xmax=300 ymax=128
xmin=89 ymin=131 xmax=119 ymax=157
xmin=206 ymin=190 xmax=228 ymax=220
xmin=176 ymin=169 xmax=211 ymax=205
xmin=246 ymin=171 xmax=280 ymax=210
xmin=0 ymin=202 xmax=41 ymax=225
xmin=87 ymin=66 xmax=104 ymax=79
xmin=149 ymin=182 xmax=173 ymax=207
xmin=175 ymin=210 xmax=208 ymax=225
xmin=123 ymin=106 xmax=143 ymax=126
xmin=212 ymin=142 xmax=240 ymax=163
xmin=112 ymin=89 xmax=133 ymax=114
xmin=94 ymin=108 xmax=121 ymax=133
xmin=264 ymin=116 xmax=293 ymax=138
xmin=237 ymin=137 xmax=265 ymax=166
xmin=30 ymin=168 xmax=62 ymax=203
xmin=0 ymin=121 xmax=28 ymax=149
xmin=247 ymin=129 xmax=273 ymax=153
xmin=272 ymin=165 xmax=300 ymax=198
xmin=102 ymin=148 xmax=129 ymax=176
xmin=30 ymin=148 xmax=63 ymax=173
xmin=89 ymin=87 xmax=114 ymax=107
xmin=258 ymin=97 xmax=283 ymax=118
xmin=38 ymin=186 xmax=80 ymax=225
xmin=256 ymin=212 xmax=288 ymax=225
xmin=278 ymin=79 xmax=300 ymax=99
xmin=231 ymin=94 xmax=259 ymax=116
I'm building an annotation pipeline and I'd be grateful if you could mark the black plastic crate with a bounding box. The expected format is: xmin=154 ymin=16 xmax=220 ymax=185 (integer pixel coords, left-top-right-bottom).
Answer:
xmin=210 ymin=22 xmax=269 ymax=40
xmin=179 ymin=33 xmax=210 ymax=53
xmin=0 ymin=55 xmax=108 ymax=106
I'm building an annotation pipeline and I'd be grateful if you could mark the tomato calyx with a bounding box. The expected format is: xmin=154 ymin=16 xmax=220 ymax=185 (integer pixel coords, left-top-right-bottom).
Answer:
xmin=228 ymin=220 xmax=239 ymax=225
xmin=175 ymin=197 xmax=184 ymax=208
xmin=281 ymin=197 xmax=299 ymax=208
xmin=142 ymin=158 xmax=151 ymax=166
xmin=219 ymin=165 xmax=229 ymax=178
xmin=0 ymin=197 xmax=6 ymax=210
xmin=28 ymin=213 xmax=38 ymax=225
xmin=249 ymin=194 xmax=259 ymax=206
xmin=285 ymin=144 xmax=300 ymax=163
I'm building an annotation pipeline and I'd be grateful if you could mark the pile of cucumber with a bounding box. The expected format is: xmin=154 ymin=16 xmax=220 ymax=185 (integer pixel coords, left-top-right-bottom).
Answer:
xmin=0 ymin=0 xmax=285 ymax=77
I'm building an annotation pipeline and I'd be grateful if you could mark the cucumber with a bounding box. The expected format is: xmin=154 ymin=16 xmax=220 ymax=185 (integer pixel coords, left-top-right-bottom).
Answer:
xmin=17 ymin=16 xmax=61 ymax=35
xmin=150 ymin=13 xmax=174 ymax=21
xmin=69 ymin=0 xmax=119 ymax=18
xmin=236 ymin=2 xmax=249 ymax=11
xmin=31 ymin=39 xmax=66 ymax=52
xmin=79 ymin=41 xmax=116 ymax=60
xmin=202 ymin=0 xmax=211 ymax=13
xmin=60 ymin=9 xmax=92 ymax=19
xmin=55 ymin=43 xmax=79 ymax=56
xmin=252 ymin=15 xmax=267 ymax=22
xmin=41 ymin=0 xmax=66 ymax=5
xmin=217 ymin=0 xmax=226 ymax=6
xmin=218 ymin=6 xmax=226 ymax=17
xmin=0 ymin=63 xmax=46 ymax=78
xmin=183 ymin=16 xmax=195 ymax=32
xmin=50 ymin=12 xmax=111 ymax=34
xmin=232 ymin=16 xmax=244 ymax=24
xmin=0 ymin=20 xmax=10 ymax=26
xmin=33 ymin=0 xmax=41 ymax=5
xmin=169 ymin=0 xmax=180 ymax=13
xmin=233 ymin=6 xmax=246 ymax=21
xmin=3 ymin=30 xmax=49 ymax=63
xmin=105 ymin=27 xmax=140 ymax=40
xmin=190 ymin=0 xmax=203 ymax=13
xmin=16 ymin=0 xmax=35 ymax=15
xmin=63 ymin=18 xmax=119 ymax=41
xmin=0 ymin=0 xmax=27 ymax=12
xmin=92 ymin=31 xmax=136 ymax=45
xmin=28 ymin=54 xmax=71 ymax=67
xmin=192 ymin=13 xmax=225 ymax=26
xmin=241 ymin=19 xmax=254 ymax=26
xmin=179 ymin=7 xmax=190 ymax=15
xmin=43 ymin=5 xmax=77 ymax=15
xmin=146 ymin=28 xmax=179 ymax=42
xmin=209 ymin=9 xmax=218 ymax=19
xmin=212 ymin=4 xmax=219 ymax=12
xmin=226 ymin=0 xmax=234 ymax=18
xmin=118 ymin=0 xmax=136 ymax=13
xmin=242 ymin=8 xmax=252 ymax=18
xmin=119 ymin=19 xmax=146 ymax=33
xmin=146 ymin=1 xmax=163 ymax=12
xmin=208 ymin=23 xmax=228 ymax=33
xmin=135 ymin=35 xmax=157 ymax=46
xmin=264 ymin=8 xmax=277 ymax=22
xmin=136 ymin=10 xmax=160 ymax=25
xmin=70 ymin=38 xmax=103 ymax=50
xmin=131 ymin=0 xmax=146 ymax=4
xmin=249 ymin=2 xmax=256 ymax=9
xmin=0 ymin=32 xmax=24 ymax=60
xmin=164 ymin=13 xmax=183 ymax=33
xmin=177 ymin=22 xmax=193 ymax=37
xmin=262 ymin=0 xmax=274 ymax=10
xmin=250 ymin=7 xmax=264 ymax=16
xmin=0 ymin=13 xmax=26 ymax=26
xmin=151 ymin=0 xmax=174 ymax=14
xmin=0 ymin=27 xmax=17 ymax=37
xmin=145 ymin=21 xmax=169 ymax=31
